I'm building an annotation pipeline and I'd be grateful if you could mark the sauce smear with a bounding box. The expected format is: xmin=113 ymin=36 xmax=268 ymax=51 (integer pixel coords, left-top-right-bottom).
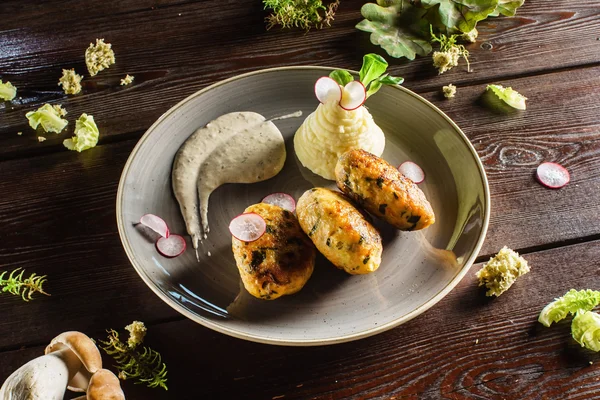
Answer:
xmin=172 ymin=111 xmax=287 ymax=254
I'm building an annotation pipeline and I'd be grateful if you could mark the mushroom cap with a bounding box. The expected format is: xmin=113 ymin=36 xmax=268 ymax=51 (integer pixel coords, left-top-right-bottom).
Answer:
xmin=87 ymin=369 xmax=125 ymax=400
xmin=45 ymin=331 xmax=103 ymax=392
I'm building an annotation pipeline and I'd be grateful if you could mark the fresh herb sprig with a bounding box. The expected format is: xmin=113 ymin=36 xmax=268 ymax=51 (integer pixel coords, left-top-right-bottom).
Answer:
xmin=100 ymin=322 xmax=168 ymax=390
xmin=430 ymin=26 xmax=470 ymax=74
xmin=329 ymin=53 xmax=404 ymax=98
xmin=264 ymin=0 xmax=340 ymax=30
xmin=0 ymin=268 xmax=50 ymax=301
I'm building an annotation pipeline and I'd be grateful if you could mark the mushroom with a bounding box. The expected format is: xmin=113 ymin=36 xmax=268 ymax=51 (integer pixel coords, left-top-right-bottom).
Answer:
xmin=72 ymin=369 xmax=125 ymax=400
xmin=0 ymin=331 xmax=102 ymax=399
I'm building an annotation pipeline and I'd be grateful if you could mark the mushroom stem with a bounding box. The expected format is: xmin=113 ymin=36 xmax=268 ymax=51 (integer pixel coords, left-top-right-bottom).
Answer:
xmin=54 ymin=346 xmax=85 ymax=383
xmin=0 ymin=349 xmax=77 ymax=400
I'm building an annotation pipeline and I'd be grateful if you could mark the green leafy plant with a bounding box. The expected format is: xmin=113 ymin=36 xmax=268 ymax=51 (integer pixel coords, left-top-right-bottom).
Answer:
xmin=264 ymin=0 xmax=340 ymax=30
xmin=539 ymin=289 xmax=600 ymax=352
xmin=356 ymin=0 xmax=432 ymax=60
xmin=329 ymin=53 xmax=404 ymax=98
xmin=100 ymin=322 xmax=168 ymax=390
xmin=0 ymin=268 xmax=50 ymax=301
xmin=356 ymin=0 xmax=525 ymax=60
xmin=489 ymin=0 xmax=525 ymax=17
xmin=421 ymin=0 xmax=497 ymax=33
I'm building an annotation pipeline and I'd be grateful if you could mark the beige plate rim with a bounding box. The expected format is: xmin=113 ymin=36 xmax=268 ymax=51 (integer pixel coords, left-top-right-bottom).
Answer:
xmin=116 ymin=66 xmax=491 ymax=346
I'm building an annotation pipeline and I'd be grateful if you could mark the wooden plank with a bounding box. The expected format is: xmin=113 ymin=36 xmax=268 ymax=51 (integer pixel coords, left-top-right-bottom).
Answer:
xmin=2 ymin=240 xmax=599 ymax=398
xmin=418 ymin=65 xmax=600 ymax=255
xmin=0 ymin=66 xmax=598 ymax=349
xmin=1 ymin=0 xmax=599 ymax=157
xmin=0 ymin=139 xmax=178 ymax=349
xmin=0 ymin=0 xmax=187 ymax=30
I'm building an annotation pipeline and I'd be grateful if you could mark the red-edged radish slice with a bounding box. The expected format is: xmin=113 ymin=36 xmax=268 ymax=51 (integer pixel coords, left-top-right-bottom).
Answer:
xmin=261 ymin=192 xmax=296 ymax=212
xmin=140 ymin=214 xmax=170 ymax=238
xmin=398 ymin=161 xmax=425 ymax=184
xmin=315 ymin=77 xmax=342 ymax=104
xmin=156 ymin=234 xmax=186 ymax=257
xmin=536 ymin=162 xmax=570 ymax=189
xmin=229 ymin=212 xmax=266 ymax=242
xmin=340 ymin=81 xmax=366 ymax=111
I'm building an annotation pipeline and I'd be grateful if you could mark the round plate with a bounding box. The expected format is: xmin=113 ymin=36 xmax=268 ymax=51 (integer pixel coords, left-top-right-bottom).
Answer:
xmin=117 ymin=67 xmax=490 ymax=346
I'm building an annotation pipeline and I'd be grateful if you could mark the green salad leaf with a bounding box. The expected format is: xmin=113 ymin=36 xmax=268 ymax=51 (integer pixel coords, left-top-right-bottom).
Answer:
xmin=0 ymin=80 xmax=17 ymax=101
xmin=26 ymin=104 xmax=68 ymax=133
xmin=489 ymin=0 xmax=525 ymax=17
xmin=63 ymin=113 xmax=100 ymax=152
xmin=359 ymin=53 xmax=388 ymax=88
xmin=356 ymin=0 xmax=432 ymax=60
xmin=421 ymin=0 xmax=498 ymax=33
xmin=539 ymin=289 xmax=600 ymax=327
xmin=487 ymin=84 xmax=527 ymax=110
xmin=572 ymin=311 xmax=600 ymax=352
xmin=329 ymin=54 xmax=404 ymax=99
xmin=329 ymin=70 xmax=354 ymax=86
xmin=356 ymin=0 xmax=524 ymax=60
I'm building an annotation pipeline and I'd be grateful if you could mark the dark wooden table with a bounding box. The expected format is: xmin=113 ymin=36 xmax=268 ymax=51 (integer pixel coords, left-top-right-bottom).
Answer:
xmin=1 ymin=0 xmax=599 ymax=398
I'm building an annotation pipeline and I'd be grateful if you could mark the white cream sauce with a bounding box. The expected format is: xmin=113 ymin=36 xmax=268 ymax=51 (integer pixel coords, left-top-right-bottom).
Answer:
xmin=172 ymin=111 xmax=291 ymax=252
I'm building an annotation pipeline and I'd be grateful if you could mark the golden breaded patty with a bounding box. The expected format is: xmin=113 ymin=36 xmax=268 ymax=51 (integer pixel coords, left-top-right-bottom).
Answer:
xmin=232 ymin=203 xmax=316 ymax=300
xmin=335 ymin=149 xmax=435 ymax=231
xmin=296 ymin=188 xmax=382 ymax=275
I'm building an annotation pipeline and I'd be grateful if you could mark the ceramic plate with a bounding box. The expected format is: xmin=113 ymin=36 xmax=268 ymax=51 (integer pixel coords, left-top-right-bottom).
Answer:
xmin=117 ymin=67 xmax=490 ymax=346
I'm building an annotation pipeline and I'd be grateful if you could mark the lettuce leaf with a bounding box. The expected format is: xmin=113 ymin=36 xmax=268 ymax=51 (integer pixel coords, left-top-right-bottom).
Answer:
xmin=359 ymin=53 xmax=388 ymax=88
xmin=0 ymin=80 xmax=17 ymax=101
xmin=25 ymin=104 xmax=68 ymax=134
xmin=487 ymin=84 xmax=527 ymax=110
xmin=63 ymin=113 xmax=100 ymax=152
xmin=356 ymin=0 xmax=432 ymax=60
xmin=421 ymin=0 xmax=498 ymax=33
xmin=572 ymin=311 xmax=600 ymax=352
xmin=488 ymin=0 xmax=525 ymax=17
xmin=539 ymin=289 xmax=600 ymax=327
xmin=329 ymin=70 xmax=354 ymax=86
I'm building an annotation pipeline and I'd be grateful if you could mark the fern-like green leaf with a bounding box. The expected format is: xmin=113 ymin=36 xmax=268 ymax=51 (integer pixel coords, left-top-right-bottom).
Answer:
xmin=0 ymin=268 xmax=50 ymax=301
xmin=100 ymin=328 xmax=168 ymax=390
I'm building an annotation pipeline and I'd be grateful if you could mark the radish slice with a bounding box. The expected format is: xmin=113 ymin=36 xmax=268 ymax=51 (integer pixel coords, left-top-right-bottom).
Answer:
xmin=536 ymin=162 xmax=570 ymax=189
xmin=156 ymin=234 xmax=186 ymax=258
xmin=229 ymin=213 xmax=266 ymax=242
xmin=140 ymin=214 xmax=170 ymax=238
xmin=340 ymin=81 xmax=366 ymax=111
xmin=315 ymin=77 xmax=342 ymax=104
xmin=399 ymin=161 xmax=425 ymax=184
xmin=262 ymin=193 xmax=296 ymax=212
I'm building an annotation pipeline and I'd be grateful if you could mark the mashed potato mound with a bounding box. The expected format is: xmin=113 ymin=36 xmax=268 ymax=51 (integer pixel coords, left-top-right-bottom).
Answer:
xmin=294 ymin=99 xmax=385 ymax=180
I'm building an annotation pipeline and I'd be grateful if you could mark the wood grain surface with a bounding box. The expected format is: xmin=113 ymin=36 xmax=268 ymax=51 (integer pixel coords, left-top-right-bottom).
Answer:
xmin=1 ymin=240 xmax=599 ymax=399
xmin=1 ymin=0 xmax=599 ymax=157
xmin=1 ymin=0 xmax=600 ymax=398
